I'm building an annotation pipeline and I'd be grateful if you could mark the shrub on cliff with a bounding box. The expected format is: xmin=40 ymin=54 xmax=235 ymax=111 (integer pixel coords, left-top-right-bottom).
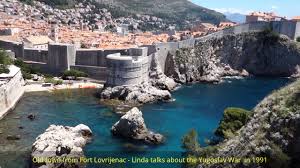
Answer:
xmin=182 ymin=129 xmax=219 ymax=168
xmin=0 ymin=65 xmax=9 ymax=74
xmin=215 ymin=107 xmax=251 ymax=139
xmin=62 ymin=69 xmax=88 ymax=80
xmin=260 ymin=27 xmax=280 ymax=45
xmin=182 ymin=129 xmax=201 ymax=154
xmin=297 ymin=37 xmax=300 ymax=42
xmin=267 ymin=143 xmax=290 ymax=168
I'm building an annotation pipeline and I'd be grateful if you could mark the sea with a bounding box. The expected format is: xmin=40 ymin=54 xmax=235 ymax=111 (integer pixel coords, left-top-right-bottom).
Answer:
xmin=0 ymin=77 xmax=291 ymax=168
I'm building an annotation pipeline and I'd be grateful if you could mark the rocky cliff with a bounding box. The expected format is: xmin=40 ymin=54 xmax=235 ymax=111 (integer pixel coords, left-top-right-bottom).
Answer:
xmin=166 ymin=31 xmax=300 ymax=84
xmin=197 ymin=79 xmax=300 ymax=168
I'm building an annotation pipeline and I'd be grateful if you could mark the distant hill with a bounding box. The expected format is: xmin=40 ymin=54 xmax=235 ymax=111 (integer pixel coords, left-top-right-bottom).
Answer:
xmin=37 ymin=0 xmax=226 ymax=27
xmin=224 ymin=12 xmax=246 ymax=23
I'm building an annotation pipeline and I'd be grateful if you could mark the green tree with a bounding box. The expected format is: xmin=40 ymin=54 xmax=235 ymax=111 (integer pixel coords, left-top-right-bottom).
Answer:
xmin=215 ymin=107 xmax=251 ymax=139
xmin=296 ymin=37 xmax=300 ymax=42
xmin=182 ymin=129 xmax=201 ymax=154
xmin=0 ymin=49 xmax=13 ymax=74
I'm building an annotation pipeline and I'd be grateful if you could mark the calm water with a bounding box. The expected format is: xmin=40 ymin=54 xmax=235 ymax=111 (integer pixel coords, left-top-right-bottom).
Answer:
xmin=0 ymin=78 xmax=291 ymax=168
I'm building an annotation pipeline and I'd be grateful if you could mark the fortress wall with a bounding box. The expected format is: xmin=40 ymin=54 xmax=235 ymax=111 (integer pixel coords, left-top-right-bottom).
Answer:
xmin=1 ymin=20 xmax=299 ymax=82
xmin=272 ymin=21 xmax=297 ymax=40
xmin=141 ymin=45 xmax=157 ymax=56
xmin=295 ymin=22 xmax=300 ymax=40
xmin=106 ymin=53 xmax=149 ymax=86
xmin=0 ymin=40 xmax=24 ymax=58
xmin=178 ymin=38 xmax=195 ymax=48
xmin=76 ymin=49 xmax=105 ymax=67
xmin=47 ymin=43 xmax=76 ymax=74
xmin=0 ymin=67 xmax=24 ymax=120
xmin=23 ymin=48 xmax=48 ymax=63
xmin=75 ymin=49 xmax=129 ymax=67
xmin=103 ymin=49 xmax=128 ymax=56
xmin=155 ymin=42 xmax=179 ymax=72
xmin=128 ymin=47 xmax=148 ymax=57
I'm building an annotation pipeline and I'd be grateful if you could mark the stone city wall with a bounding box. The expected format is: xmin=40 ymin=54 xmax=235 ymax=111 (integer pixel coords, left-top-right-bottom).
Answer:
xmin=106 ymin=47 xmax=149 ymax=86
xmin=0 ymin=21 xmax=299 ymax=80
xmin=23 ymin=48 xmax=48 ymax=63
xmin=71 ymin=65 xmax=108 ymax=81
xmin=0 ymin=67 xmax=25 ymax=120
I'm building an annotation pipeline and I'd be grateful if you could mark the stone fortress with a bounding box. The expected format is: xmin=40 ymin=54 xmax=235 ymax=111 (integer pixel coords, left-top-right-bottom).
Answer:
xmin=0 ymin=20 xmax=300 ymax=86
xmin=106 ymin=47 xmax=149 ymax=86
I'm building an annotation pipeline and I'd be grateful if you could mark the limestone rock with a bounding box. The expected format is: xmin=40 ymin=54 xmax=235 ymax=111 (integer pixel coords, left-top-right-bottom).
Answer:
xmin=100 ymin=84 xmax=172 ymax=105
xmin=111 ymin=107 xmax=164 ymax=145
xmin=167 ymin=32 xmax=300 ymax=84
xmin=31 ymin=124 xmax=92 ymax=168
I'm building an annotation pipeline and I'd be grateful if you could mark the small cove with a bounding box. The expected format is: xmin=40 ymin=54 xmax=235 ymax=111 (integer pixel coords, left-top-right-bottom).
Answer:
xmin=0 ymin=77 xmax=291 ymax=167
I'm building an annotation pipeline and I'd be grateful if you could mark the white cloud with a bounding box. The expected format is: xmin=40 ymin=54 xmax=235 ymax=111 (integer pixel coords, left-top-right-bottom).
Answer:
xmin=271 ymin=5 xmax=278 ymax=10
xmin=213 ymin=8 xmax=253 ymax=15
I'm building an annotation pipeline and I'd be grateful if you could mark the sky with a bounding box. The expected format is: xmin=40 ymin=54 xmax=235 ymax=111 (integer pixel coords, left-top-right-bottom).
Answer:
xmin=190 ymin=0 xmax=299 ymax=18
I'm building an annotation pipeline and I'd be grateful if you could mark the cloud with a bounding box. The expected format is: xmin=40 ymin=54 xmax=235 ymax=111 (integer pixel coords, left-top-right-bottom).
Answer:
xmin=213 ymin=8 xmax=253 ymax=15
xmin=271 ymin=5 xmax=278 ymax=10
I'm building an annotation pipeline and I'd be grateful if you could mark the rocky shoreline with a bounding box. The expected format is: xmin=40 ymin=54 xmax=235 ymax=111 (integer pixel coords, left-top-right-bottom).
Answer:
xmin=196 ymin=79 xmax=300 ymax=168
xmin=100 ymin=32 xmax=300 ymax=106
xmin=31 ymin=124 xmax=92 ymax=168
xmin=99 ymin=54 xmax=178 ymax=106
xmin=166 ymin=32 xmax=300 ymax=84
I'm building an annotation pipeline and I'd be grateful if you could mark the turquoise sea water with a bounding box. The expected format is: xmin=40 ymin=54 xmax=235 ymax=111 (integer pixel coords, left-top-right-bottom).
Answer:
xmin=0 ymin=78 xmax=291 ymax=167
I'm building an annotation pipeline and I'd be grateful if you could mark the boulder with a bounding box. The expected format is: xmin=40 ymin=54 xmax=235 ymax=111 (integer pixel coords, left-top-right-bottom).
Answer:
xmin=100 ymin=84 xmax=172 ymax=105
xmin=28 ymin=113 xmax=36 ymax=120
xmin=31 ymin=124 xmax=92 ymax=168
xmin=111 ymin=107 xmax=164 ymax=145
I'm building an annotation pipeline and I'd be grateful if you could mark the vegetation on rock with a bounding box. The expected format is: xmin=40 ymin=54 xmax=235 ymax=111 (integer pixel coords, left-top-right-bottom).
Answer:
xmin=260 ymin=27 xmax=280 ymax=45
xmin=267 ymin=143 xmax=290 ymax=168
xmin=13 ymin=59 xmax=39 ymax=79
xmin=215 ymin=107 xmax=251 ymax=139
xmin=182 ymin=129 xmax=218 ymax=168
xmin=182 ymin=129 xmax=201 ymax=154
xmin=297 ymin=37 xmax=300 ymax=42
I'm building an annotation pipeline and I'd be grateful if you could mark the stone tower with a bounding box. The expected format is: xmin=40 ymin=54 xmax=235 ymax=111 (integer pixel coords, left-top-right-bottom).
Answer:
xmin=50 ymin=23 xmax=59 ymax=43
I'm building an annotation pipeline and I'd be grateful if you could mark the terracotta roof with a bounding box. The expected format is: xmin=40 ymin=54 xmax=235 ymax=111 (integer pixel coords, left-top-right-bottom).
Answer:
xmin=292 ymin=16 xmax=300 ymax=20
